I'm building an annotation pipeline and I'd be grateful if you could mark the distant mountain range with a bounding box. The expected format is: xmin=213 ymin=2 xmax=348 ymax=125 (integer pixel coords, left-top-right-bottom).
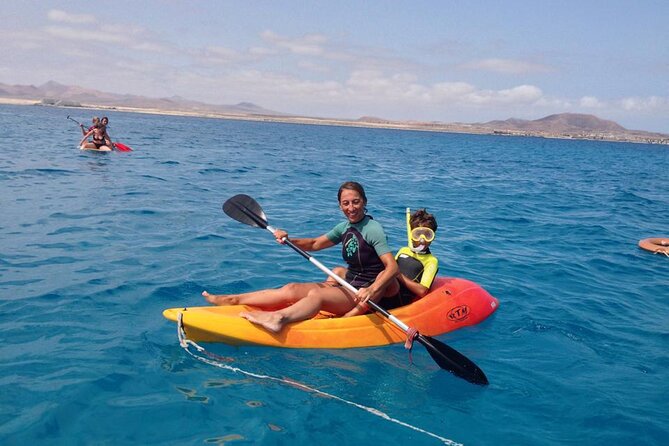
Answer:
xmin=1 ymin=80 xmax=667 ymax=143
xmin=477 ymin=114 xmax=627 ymax=133
xmin=0 ymin=80 xmax=283 ymax=116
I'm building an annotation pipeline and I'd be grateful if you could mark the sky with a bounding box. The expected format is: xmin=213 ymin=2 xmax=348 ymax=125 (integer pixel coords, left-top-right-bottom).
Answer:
xmin=1 ymin=1 xmax=668 ymax=133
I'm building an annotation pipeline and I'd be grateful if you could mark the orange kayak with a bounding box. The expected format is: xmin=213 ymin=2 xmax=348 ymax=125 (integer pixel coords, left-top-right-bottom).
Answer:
xmin=162 ymin=277 xmax=499 ymax=348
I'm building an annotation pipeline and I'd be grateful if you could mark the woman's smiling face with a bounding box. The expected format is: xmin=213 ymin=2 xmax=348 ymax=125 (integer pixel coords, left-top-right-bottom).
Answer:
xmin=338 ymin=189 xmax=366 ymax=223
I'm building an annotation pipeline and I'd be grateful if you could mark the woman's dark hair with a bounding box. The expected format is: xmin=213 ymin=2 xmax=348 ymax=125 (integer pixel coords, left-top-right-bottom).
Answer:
xmin=410 ymin=208 xmax=438 ymax=231
xmin=337 ymin=181 xmax=367 ymax=203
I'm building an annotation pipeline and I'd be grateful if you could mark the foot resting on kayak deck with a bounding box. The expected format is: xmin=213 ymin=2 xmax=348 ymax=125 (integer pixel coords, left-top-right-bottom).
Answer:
xmin=240 ymin=310 xmax=285 ymax=333
xmin=202 ymin=291 xmax=239 ymax=306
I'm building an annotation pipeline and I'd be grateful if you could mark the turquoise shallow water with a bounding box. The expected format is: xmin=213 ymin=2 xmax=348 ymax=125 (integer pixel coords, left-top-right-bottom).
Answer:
xmin=1 ymin=104 xmax=668 ymax=445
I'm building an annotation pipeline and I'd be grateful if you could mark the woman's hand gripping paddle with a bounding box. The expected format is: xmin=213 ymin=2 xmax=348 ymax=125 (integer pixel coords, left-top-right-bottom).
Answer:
xmin=222 ymin=194 xmax=489 ymax=385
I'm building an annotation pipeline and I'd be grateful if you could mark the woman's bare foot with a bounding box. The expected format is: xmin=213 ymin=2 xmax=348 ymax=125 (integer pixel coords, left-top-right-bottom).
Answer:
xmin=240 ymin=311 xmax=284 ymax=333
xmin=202 ymin=291 xmax=238 ymax=306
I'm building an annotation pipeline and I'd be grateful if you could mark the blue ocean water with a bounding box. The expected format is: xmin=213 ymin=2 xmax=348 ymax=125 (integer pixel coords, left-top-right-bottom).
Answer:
xmin=1 ymin=103 xmax=667 ymax=445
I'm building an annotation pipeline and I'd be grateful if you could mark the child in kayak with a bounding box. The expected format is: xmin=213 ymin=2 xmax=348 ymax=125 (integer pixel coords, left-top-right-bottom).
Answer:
xmin=388 ymin=208 xmax=439 ymax=308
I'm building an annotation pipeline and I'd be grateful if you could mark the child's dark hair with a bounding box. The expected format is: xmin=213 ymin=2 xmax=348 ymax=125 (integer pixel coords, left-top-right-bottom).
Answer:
xmin=410 ymin=209 xmax=437 ymax=231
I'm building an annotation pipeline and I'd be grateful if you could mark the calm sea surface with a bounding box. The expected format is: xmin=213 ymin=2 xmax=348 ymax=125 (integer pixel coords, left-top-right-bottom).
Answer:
xmin=1 ymin=104 xmax=667 ymax=445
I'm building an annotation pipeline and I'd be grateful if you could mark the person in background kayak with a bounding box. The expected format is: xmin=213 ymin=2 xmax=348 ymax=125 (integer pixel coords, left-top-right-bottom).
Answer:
xmin=79 ymin=118 xmax=113 ymax=150
xmin=80 ymin=116 xmax=100 ymax=136
xmin=100 ymin=116 xmax=114 ymax=148
xmin=202 ymin=181 xmax=400 ymax=333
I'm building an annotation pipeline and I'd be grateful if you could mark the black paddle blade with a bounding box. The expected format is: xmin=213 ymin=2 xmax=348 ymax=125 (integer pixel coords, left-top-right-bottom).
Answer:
xmin=417 ymin=335 xmax=489 ymax=385
xmin=223 ymin=194 xmax=269 ymax=229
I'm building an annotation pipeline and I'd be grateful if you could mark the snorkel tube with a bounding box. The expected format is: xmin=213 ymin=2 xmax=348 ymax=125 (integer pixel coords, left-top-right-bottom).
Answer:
xmin=406 ymin=207 xmax=412 ymax=246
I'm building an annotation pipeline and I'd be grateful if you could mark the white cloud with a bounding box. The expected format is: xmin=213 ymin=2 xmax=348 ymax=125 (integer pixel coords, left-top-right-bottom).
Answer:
xmin=261 ymin=30 xmax=327 ymax=56
xmin=297 ymin=60 xmax=331 ymax=73
xmin=499 ymin=85 xmax=543 ymax=102
xmin=204 ymin=45 xmax=239 ymax=60
xmin=580 ymin=96 xmax=605 ymax=108
xmin=464 ymin=85 xmax=541 ymax=105
xmin=47 ymin=10 xmax=96 ymax=25
xmin=460 ymin=58 xmax=551 ymax=74
xmin=620 ymin=96 xmax=668 ymax=112
xmin=249 ymin=46 xmax=276 ymax=56
xmin=44 ymin=25 xmax=128 ymax=44
xmin=433 ymin=81 xmax=477 ymax=98
xmin=240 ymin=69 xmax=545 ymax=112
xmin=42 ymin=21 xmax=171 ymax=54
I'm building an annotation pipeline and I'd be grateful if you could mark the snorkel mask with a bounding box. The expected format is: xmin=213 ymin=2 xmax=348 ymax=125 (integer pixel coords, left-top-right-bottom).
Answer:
xmin=406 ymin=208 xmax=435 ymax=253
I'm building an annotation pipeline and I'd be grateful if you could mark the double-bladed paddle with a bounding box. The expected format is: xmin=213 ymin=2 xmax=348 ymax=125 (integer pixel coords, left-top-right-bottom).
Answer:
xmin=222 ymin=194 xmax=489 ymax=385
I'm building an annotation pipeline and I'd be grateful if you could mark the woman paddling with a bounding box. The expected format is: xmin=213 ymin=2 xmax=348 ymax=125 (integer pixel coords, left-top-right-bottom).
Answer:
xmin=202 ymin=181 xmax=400 ymax=333
xmin=79 ymin=117 xmax=113 ymax=150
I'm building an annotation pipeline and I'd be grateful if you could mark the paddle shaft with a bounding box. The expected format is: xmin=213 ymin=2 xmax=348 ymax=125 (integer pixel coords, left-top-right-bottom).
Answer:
xmin=264 ymin=225 xmax=409 ymax=331
xmin=67 ymin=115 xmax=83 ymax=126
xmin=68 ymin=115 xmax=113 ymax=130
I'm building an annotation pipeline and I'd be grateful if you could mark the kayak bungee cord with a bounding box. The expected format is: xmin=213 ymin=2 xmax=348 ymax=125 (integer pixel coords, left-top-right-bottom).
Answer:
xmin=176 ymin=313 xmax=461 ymax=446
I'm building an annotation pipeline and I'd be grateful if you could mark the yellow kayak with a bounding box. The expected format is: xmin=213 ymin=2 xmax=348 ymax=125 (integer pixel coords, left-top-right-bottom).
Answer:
xmin=163 ymin=277 xmax=499 ymax=348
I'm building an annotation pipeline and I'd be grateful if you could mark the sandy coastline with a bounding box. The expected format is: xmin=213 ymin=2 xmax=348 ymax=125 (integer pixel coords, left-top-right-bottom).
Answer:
xmin=0 ymin=98 xmax=39 ymax=106
xmin=2 ymin=97 xmax=667 ymax=145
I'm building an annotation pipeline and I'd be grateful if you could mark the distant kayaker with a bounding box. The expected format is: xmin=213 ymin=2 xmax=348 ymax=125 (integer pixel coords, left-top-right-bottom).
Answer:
xmin=100 ymin=117 xmax=114 ymax=148
xmin=202 ymin=181 xmax=400 ymax=333
xmin=79 ymin=119 xmax=113 ymax=150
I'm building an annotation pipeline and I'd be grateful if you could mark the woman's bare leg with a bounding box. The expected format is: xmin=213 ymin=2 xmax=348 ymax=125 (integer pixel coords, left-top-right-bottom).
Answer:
xmin=324 ymin=266 xmax=347 ymax=285
xmin=202 ymin=282 xmax=326 ymax=308
xmin=240 ymin=285 xmax=357 ymax=333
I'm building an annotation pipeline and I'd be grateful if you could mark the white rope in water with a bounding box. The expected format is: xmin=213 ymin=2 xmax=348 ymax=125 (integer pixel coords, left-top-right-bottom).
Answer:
xmin=176 ymin=313 xmax=461 ymax=446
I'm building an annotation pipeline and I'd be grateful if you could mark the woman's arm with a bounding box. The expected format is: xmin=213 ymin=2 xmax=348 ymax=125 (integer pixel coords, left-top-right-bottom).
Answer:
xmin=342 ymin=252 xmax=399 ymax=317
xmin=358 ymin=252 xmax=399 ymax=304
xmin=273 ymin=230 xmax=335 ymax=252
xmin=79 ymin=129 xmax=94 ymax=146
